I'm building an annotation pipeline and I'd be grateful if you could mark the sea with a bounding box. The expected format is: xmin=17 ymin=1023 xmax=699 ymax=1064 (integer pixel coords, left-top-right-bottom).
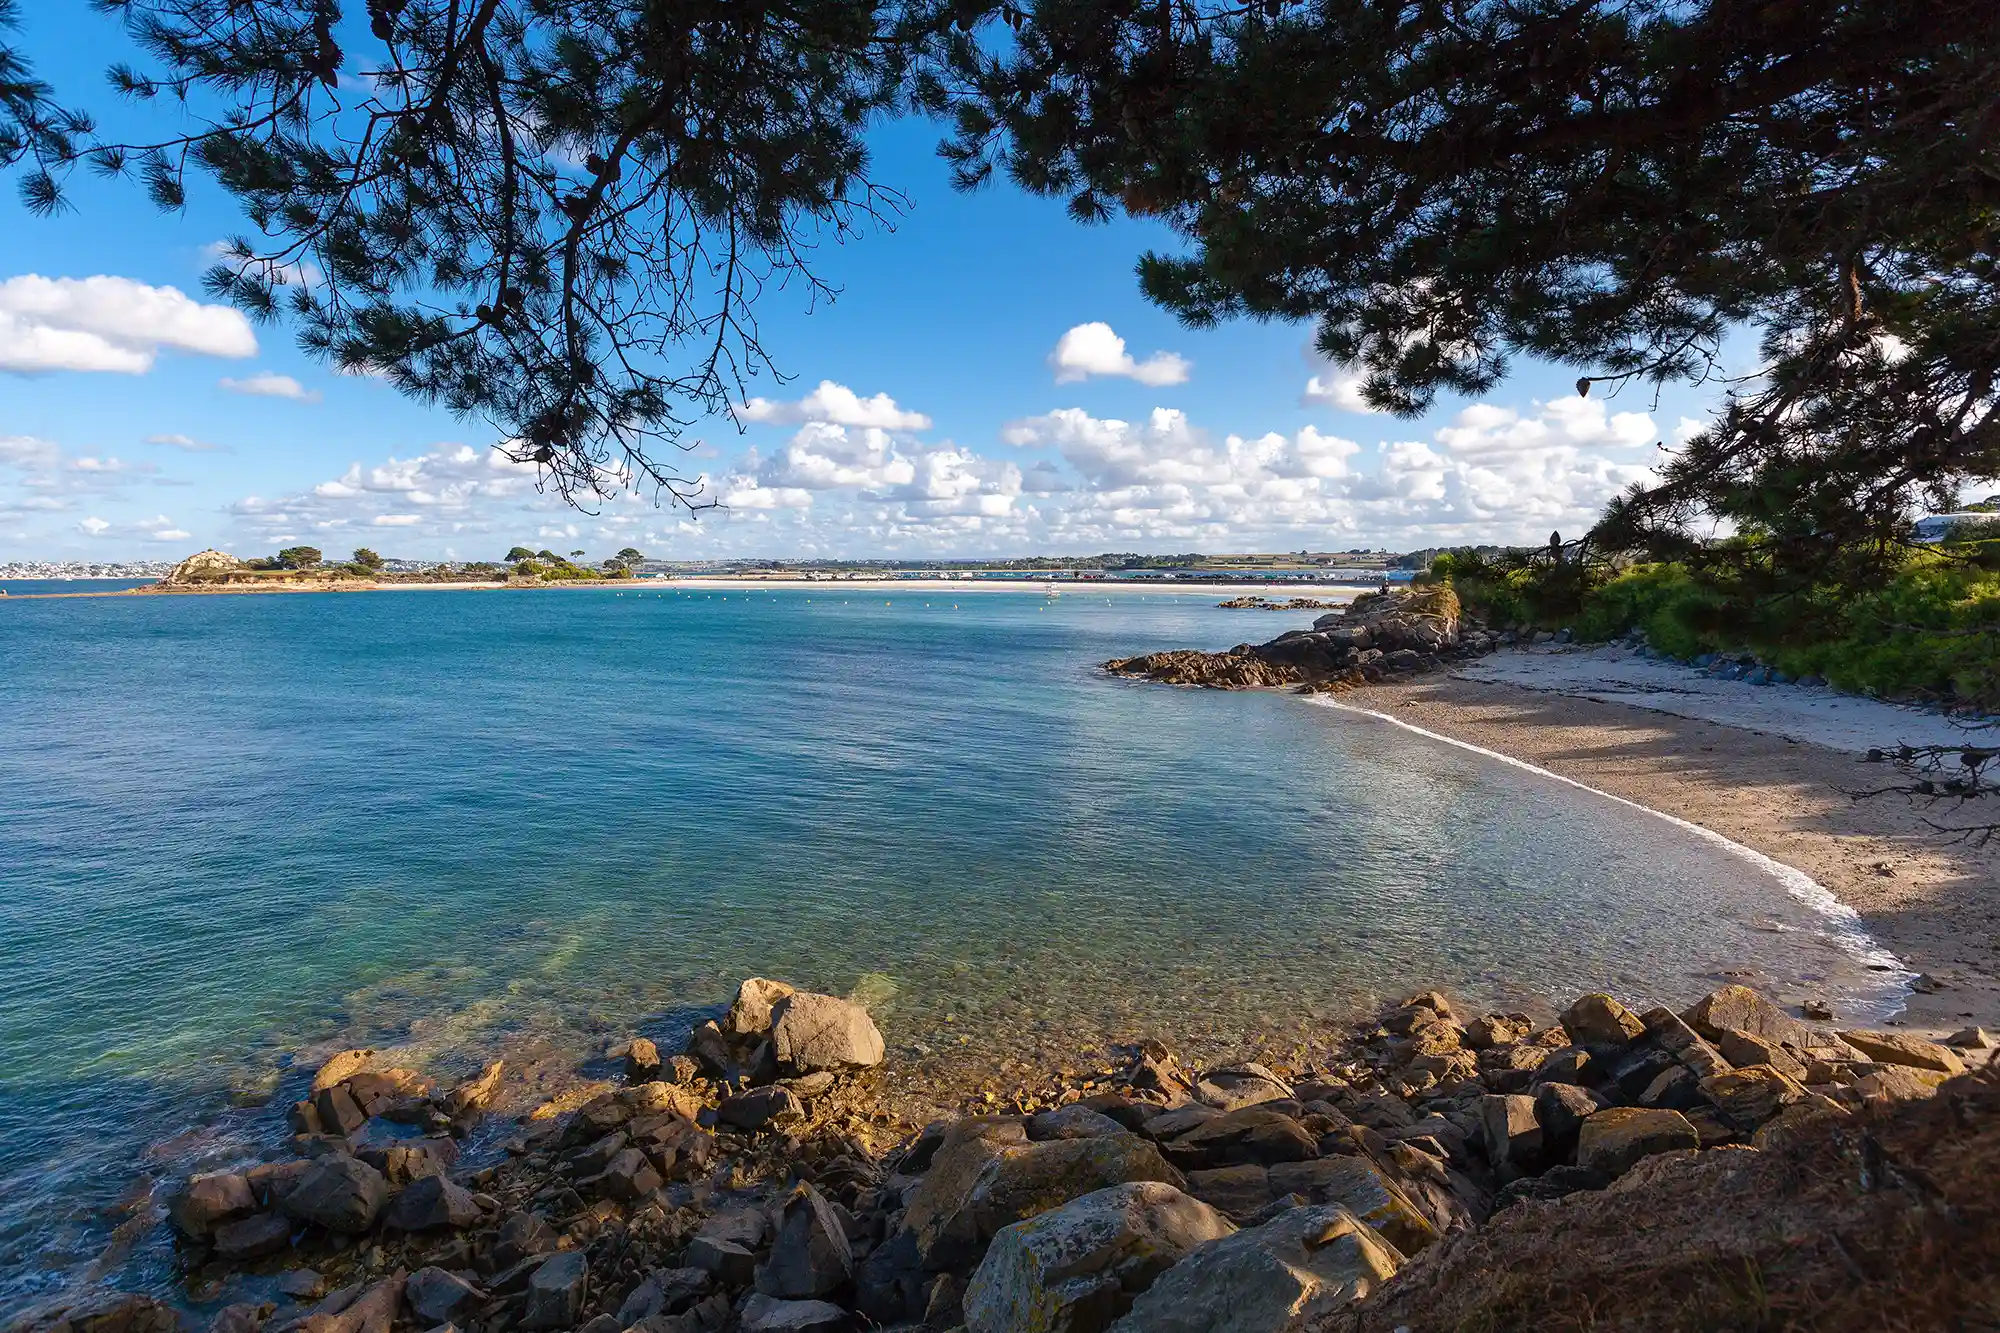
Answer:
xmin=0 ymin=581 xmax=1906 ymax=1314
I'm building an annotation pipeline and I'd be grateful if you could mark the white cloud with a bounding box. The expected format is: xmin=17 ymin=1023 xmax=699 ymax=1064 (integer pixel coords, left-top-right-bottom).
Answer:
xmin=0 ymin=435 xmax=62 ymax=470
xmin=0 ymin=275 xmax=256 ymax=374
xmin=735 ymin=380 xmax=931 ymax=431
xmin=228 ymin=443 xmax=541 ymax=541
xmin=219 ymin=371 xmax=320 ymax=402
xmin=718 ymin=477 xmax=815 ymax=510
xmin=1303 ymin=369 xmax=1377 ymax=413
xmin=77 ymin=516 xmax=110 ymax=536
xmin=147 ymin=433 xmax=225 ymax=452
xmin=153 ymin=527 xmax=191 ymax=542
xmin=1048 ymin=322 xmax=1190 ymax=387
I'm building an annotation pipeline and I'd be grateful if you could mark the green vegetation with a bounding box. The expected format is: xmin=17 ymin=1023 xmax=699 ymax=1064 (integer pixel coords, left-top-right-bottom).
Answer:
xmin=276 ymin=546 xmax=322 ymax=571
xmin=505 ymin=546 xmax=536 ymax=563
xmin=351 ymin=548 xmax=383 ymax=569
xmin=1434 ymin=547 xmax=2000 ymax=705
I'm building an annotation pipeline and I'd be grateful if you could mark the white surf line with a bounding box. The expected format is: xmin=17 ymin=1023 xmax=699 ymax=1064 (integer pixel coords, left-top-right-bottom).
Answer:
xmin=1306 ymin=694 xmax=1914 ymax=995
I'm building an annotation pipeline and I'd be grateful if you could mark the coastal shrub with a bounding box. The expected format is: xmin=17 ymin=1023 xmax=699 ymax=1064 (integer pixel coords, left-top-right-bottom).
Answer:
xmin=1437 ymin=545 xmax=1999 ymax=703
xmin=1569 ymin=564 xmax=1724 ymax=660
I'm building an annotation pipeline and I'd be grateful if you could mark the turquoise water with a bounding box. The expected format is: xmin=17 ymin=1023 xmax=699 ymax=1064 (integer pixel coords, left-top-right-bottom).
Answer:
xmin=0 ymin=584 xmax=1899 ymax=1312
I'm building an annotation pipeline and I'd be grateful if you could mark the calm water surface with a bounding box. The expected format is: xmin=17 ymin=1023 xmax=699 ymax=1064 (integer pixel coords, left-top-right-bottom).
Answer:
xmin=0 ymin=584 xmax=1901 ymax=1312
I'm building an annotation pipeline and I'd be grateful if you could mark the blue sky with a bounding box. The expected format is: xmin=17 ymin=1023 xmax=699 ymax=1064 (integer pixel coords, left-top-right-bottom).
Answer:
xmin=1 ymin=14 xmax=1726 ymax=563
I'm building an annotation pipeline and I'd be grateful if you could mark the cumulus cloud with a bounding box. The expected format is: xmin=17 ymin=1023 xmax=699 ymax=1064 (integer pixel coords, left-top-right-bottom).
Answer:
xmin=1048 ymin=322 xmax=1190 ymax=387
xmin=219 ymin=371 xmax=320 ymax=402
xmin=0 ymin=434 xmax=61 ymax=470
xmin=996 ymin=396 xmax=1656 ymax=547
xmin=735 ymin=380 xmax=931 ymax=431
xmin=229 ymin=444 xmax=540 ymax=539
xmin=0 ymin=275 xmax=257 ymax=374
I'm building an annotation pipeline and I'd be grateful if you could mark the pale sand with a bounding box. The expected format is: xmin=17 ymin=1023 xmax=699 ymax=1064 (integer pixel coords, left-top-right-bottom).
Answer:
xmin=1360 ymin=670 xmax=2000 ymax=1037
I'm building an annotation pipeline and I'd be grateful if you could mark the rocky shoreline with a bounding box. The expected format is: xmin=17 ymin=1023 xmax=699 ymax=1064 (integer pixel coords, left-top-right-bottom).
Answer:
xmin=14 ymin=975 xmax=1996 ymax=1333
xmin=1106 ymin=588 xmax=1506 ymax=693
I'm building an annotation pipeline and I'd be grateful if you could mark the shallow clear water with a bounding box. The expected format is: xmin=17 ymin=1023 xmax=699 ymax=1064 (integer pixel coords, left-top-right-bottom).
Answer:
xmin=0 ymin=584 xmax=1901 ymax=1312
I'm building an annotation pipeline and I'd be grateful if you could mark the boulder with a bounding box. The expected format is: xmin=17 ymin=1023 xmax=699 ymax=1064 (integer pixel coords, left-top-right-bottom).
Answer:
xmin=1639 ymin=1009 xmax=1731 ymax=1080
xmin=1686 ymin=986 xmax=1812 ymax=1049
xmin=1028 ymin=1106 xmax=1128 ymax=1142
xmin=280 ymin=1155 xmax=389 ymax=1233
xmin=1837 ymin=1030 xmax=1968 ymax=1075
xmin=1714 ymin=1029 xmax=1809 ymax=1081
xmin=313 ymin=1085 xmax=366 ymax=1136
xmin=1464 ymin=1015 xmax=1526 ymax=1050
xmin=683 ymin=1021 xmax=732 ymax=1078
xmin=1106 ymin=1205 xmax=1400 ymax=1333
xmin=1164 ymin=1107 xmax=1317 ymax=1169
xmin=1479 ymin=1095 xmax=1544 ymax=1177
xmin=737 ymin=1294 xmax=847 ymax=1333
xmin=23 ymin=1295 xmax=180 ymax=1333
xmin=727 ymin=978 xmax=800 ymax=1036
xmin=441 ymin=1060 xmax=505 ymax=1118
xmin=1853 ymin=1066 xmax=1949 ymax=1103
xmin=1946 ymin=1026 xmax=1995 ymax=1050
xmin=1560 ymin=995 xmax=1645 ymax=1048
xmin=405 ymin=1270 xmax=485 ymax=1325
xmin=1575 ymin=1107 xmax=1700 ymax=1177
xmin=169 ymin=1172 xmax=257 ymax=1239
xmin=1192 ymin=1065 xmax=1293 ymax=1112
xmin=204 ymin=1304 xmax=265 ymax=1333
xmin=758 ymin=1182 xmax=855 ymax=1300
xmin=963 ymin=1182 xmax=1236 ymax=1333
xmin=770 ymin=992 xmax=885 ymax=1073
xmin=902 ymin=1130 xmax=1185 ymax=1270
xmin=521 ymin=1251 xmax=588 ymax=1330
xmin=311 ymin=1049 xmax=375 ymax=1093
xmin=686 ymin=1205 xmax=769 ymax=1285
xmin=593 ymin=1147 xmax=665 ymax=1202
xmin=616 ymin=1268 xmax=712 ymax=1324
xmin=1532 ymin=1083 xmax=1607 ymax=1160
xmin=358 ymin=1139 xmax=458 ymax=1186
xmin=384 ymin=1174 xmax=484 ymax=1231
xmin=1263 ymin=1158 xmax=1436 ymax=1255
xmin=1185 ymin=1165 xmax=1277 ymax=1221
xmin=624 ymin=1037 xmax=663 ymax=1082
xmin=212 ymin=1211 xmax=293 ymax=1260
xmin=719 ymin=1086 xmax=804 ymax=1133
xmin=490 ymin=1211 xmax=559 ymax=1268
xmin=1699 ymin=1065 xmax=1808 ymax=1129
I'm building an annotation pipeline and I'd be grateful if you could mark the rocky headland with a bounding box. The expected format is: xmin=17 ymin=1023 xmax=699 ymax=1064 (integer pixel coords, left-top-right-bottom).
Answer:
xmin=14 ymin=975 xmax=1996 ymax=1333
xmin=1107 ymin=588 xmax=1506 ymax=692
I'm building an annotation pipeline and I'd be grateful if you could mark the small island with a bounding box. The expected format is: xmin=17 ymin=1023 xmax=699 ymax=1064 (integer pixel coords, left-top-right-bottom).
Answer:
xmin=149 ymin=546 xmax=651 ymax=592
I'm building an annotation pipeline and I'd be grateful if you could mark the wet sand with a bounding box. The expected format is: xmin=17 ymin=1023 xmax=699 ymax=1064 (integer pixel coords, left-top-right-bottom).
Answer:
xmin=1361 ymin=673 xmax=2000 ymax=1037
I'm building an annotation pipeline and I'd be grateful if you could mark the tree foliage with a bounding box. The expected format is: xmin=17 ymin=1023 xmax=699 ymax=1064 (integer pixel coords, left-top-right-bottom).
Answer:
xmin=352 ymin=546 xmax=384 ymax=567
xmin=8 ymin=0 xmax=1996 ymax=572
xmin=937 ymin=0 xmax=2000 ymax=585
xmin=5 ymin=0 xmax=955 ymax=509
xmin=277 ymin=544 xmax=323 ymax=568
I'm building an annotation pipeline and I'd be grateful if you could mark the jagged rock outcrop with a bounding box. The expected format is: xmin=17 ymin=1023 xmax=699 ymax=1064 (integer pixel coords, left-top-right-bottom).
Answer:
xmin=1107 ymin=586 xmax=1503 ymax=690
xmin=158 ymin=550 xmax=244 ymax=585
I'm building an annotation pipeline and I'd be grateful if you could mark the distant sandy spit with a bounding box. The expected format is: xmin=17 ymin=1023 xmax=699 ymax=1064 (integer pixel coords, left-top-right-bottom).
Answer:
xmin=4 ymin=577 xmax=1366 ymax=601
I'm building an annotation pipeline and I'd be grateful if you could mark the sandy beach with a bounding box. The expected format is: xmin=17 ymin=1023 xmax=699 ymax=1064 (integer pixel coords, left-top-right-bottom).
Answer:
xmin=1355 ymin=666 xmax=2000 ymax=1037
